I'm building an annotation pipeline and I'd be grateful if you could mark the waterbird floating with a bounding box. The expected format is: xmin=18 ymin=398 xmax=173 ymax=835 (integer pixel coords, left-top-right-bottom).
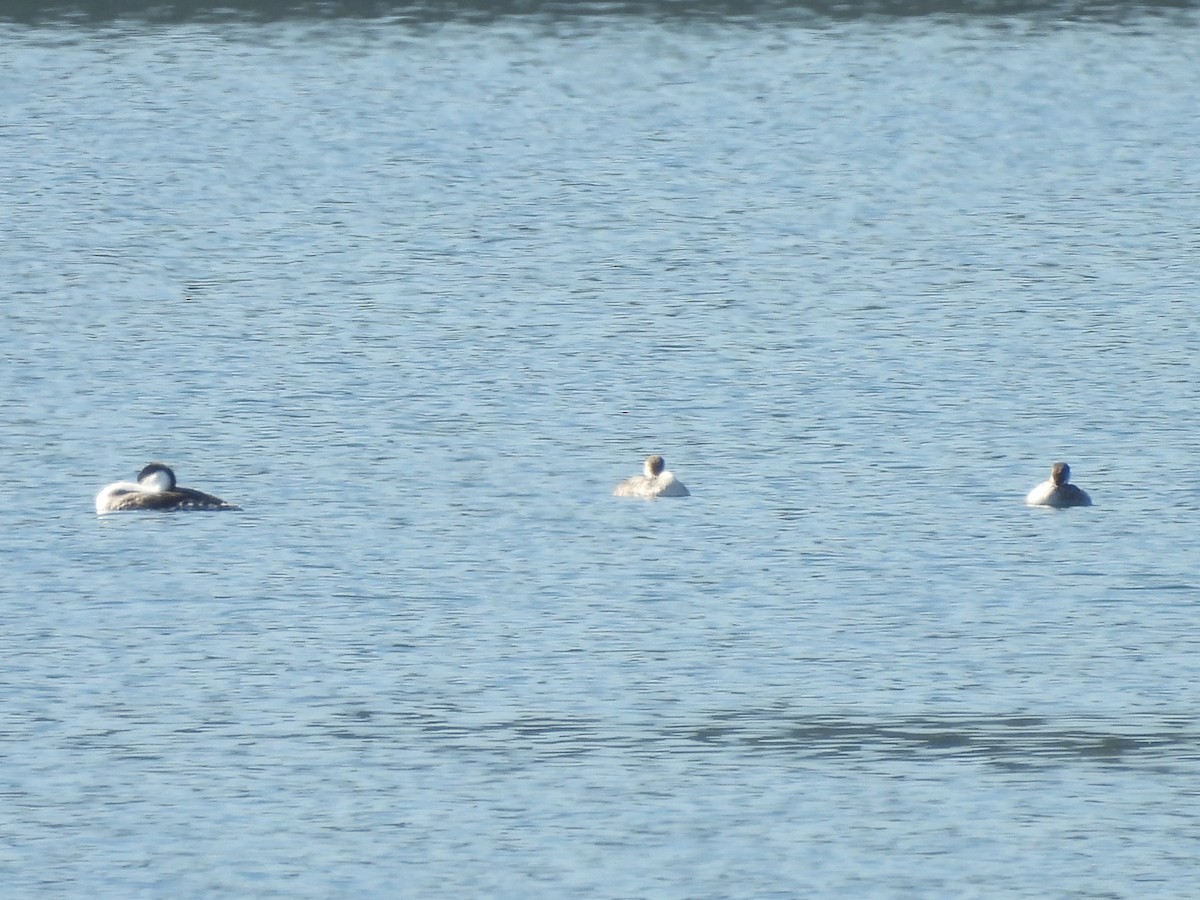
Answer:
xmin=613 ymin=454 xmax=689 ymax=499
xmin=95 ymin=463 xmax=241 ymax=513
xmin=1025 ymin=462 xmax=1091 ymax=508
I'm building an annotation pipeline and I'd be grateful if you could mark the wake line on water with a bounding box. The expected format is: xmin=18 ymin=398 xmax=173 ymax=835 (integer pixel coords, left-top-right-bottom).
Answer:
xmin=684 ymin=711 xmax=1200 ymax=769
xmin=310 ymin=707 xmax=1200 ymax=770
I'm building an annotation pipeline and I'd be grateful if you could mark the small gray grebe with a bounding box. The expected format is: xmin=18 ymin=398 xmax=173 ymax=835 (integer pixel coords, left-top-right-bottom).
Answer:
xmin=1025 ymin=462 xmax=1092 ymax=508
xmin=613 ymin=454 xmax=689 ymax=499
xmin=95 ymin=463 xmax=240 ymax=513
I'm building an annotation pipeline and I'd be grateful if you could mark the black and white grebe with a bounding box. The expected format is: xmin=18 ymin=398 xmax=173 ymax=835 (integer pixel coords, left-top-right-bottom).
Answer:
xmin=96 ymin=463 xmax=240 ymax=513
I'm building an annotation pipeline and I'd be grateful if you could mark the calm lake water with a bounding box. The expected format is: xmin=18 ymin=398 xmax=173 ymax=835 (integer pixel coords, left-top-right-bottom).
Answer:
xmin=3 ymin=1 xmax=1200 ymax=895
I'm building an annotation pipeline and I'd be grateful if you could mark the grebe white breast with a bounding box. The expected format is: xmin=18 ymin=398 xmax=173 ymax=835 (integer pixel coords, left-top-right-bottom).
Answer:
xmin=95 ymin=463 xmax=241 ymax=513
xmin=613 ymin=455 xmax=689 ymax=499
xmin=1025 ymin=462 xmax=1092 ymax=509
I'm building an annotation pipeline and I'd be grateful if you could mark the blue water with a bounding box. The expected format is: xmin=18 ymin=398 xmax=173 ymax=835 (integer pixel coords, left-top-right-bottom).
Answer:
xmin=4 ymin=3 xmax=1200 ymax=895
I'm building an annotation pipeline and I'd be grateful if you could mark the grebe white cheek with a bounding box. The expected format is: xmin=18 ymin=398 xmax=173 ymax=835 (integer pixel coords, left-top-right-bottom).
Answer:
xmin=137 ymin=463 xmax=177 ymax=492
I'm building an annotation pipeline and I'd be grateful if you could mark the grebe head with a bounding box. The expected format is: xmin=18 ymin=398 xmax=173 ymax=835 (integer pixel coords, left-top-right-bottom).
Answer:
xmin=137 ymin=462 xmax=177 ymax=493
xmin=644 ymin=455 xmax=665 ymax=478
xmin=1051 ymin=462 xmax=1070 ymax=487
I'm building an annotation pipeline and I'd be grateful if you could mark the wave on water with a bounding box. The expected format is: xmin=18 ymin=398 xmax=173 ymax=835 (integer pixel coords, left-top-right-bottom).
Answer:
xmin=325 ymin=706 xmax=1200 ymax=771
xmin=684 ymin=710 xmax=1200 ymax=770
xmin=1 ymin=0 xmax=1196 ymax=24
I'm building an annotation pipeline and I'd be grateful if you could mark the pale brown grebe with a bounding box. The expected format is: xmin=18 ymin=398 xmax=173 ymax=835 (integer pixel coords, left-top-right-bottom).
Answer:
xmin=1025 ymin=462 xmax=1092 ymax=508
xmin=613 ymin=454 xmax=689 ymax=499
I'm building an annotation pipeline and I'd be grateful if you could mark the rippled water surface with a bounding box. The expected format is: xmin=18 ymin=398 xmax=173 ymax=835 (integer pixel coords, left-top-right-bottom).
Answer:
xmin=3 ymin=3 xmax=1200 ymax=895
